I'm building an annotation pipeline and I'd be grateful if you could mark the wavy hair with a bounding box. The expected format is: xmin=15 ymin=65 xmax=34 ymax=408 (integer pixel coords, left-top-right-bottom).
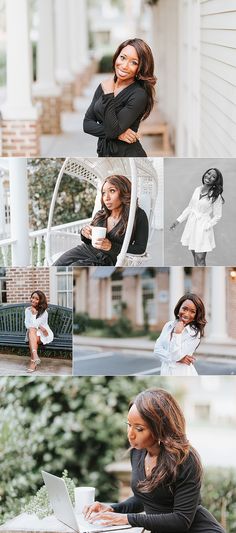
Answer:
xmin=202 ymin=168 xmax=225 ymax=204
xmin=174 ymin=293 xmax=207 ymax=338
xmin=130 ymin=388 xmax=203 ymax=491
xmin=112 ymin=38 xmax=156 ymax=120
xmin=92 ymin=175 xmax=138 ymax=237
xmin=30 ymin=290 xmax=48 ymax=318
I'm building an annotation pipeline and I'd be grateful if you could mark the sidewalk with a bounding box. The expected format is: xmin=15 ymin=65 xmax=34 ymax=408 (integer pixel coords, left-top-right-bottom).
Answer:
xmin=0 ymin=353 xmax=72 ymax=375
xmin=74 ymin=335 xmax=236 ymax=360
xmin=41 ymin=74 xmax=170 ymax=157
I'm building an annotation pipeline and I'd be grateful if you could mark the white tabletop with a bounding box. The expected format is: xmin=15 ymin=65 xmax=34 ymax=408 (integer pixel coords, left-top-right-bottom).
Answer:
xmin=0 ymin=514 xmax=144 ymax=533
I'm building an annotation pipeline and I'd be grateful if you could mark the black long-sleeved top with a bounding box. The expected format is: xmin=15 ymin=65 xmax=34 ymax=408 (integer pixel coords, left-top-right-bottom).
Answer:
xmin=81 ymin=207 xmax=148 ymax=265
xmin=111 ymin=448 xmax=225 ymax=533
xmin=83 ymin=82 xmax=148 ymax=157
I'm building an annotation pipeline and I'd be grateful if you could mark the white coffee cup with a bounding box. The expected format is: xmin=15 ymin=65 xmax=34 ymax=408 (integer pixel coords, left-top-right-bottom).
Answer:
xmin=74 ymin=486 xmax=95 ymax=514
xmin=91 ymin=226 xmax=106 ymax=246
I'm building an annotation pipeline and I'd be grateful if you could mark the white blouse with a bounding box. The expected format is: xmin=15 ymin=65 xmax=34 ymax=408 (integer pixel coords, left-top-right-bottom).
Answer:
xmin=154 ymin=320 xmax=200 ymax=376
xmin=25 ymin=307 xmax=54 ymax=345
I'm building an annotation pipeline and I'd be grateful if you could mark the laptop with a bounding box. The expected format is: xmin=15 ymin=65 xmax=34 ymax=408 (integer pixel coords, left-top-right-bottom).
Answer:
xmin=42 ymin=471 xmax=132 ymax=533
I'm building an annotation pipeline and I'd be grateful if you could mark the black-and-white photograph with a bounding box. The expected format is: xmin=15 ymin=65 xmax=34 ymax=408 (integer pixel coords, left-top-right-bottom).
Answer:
xmin=164 ymin=158 xmax=236 ymax=266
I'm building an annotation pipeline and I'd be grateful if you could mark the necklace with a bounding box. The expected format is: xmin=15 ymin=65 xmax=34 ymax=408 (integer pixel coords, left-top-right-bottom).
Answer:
xmin=145 ymin=452 xmax=158 ymax=474
xmin=110 ymin=215 xmax=120 ymax=227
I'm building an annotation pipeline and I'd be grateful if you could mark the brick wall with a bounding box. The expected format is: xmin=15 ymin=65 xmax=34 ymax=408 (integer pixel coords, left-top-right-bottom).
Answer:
xmin=6 ymin=268 xmax=50 ymax=303
xmin=1 ymin=119 xmax=41 ymax=157
xmin=33 ymin=95 xmax=61 ymax=134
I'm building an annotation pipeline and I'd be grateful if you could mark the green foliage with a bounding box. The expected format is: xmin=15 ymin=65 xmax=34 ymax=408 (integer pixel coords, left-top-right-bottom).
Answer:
xmin=27 ymin=159 xmax=96 ymax=230
xmin=99 ymin=55 xmax=113 ymax=73
xmin=24 ymin=471 xmax=75 ymax=519
xmin=201 ymin=468 xmax=236 ymax=532
xmin=73 ymin=312 xmax=91 ymax=334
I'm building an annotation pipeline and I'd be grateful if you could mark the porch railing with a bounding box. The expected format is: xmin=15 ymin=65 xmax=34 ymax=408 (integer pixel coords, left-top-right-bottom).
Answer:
xmin=0 ymin=218 xmax=91 ymax=267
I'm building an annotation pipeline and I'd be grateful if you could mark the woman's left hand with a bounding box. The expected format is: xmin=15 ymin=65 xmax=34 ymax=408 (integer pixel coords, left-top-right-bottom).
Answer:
xmin=39 ymin=325 xmax=48 ymax=336
xmin=93 ymin=238 xmax=112 ymax=251
xmin=88 ymin=511 xmax=128 ymax=526
xmin=101 ymin=78 xmax=115 ymax=94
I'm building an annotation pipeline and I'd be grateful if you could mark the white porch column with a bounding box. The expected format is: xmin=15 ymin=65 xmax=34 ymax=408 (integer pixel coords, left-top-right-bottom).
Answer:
xmin=1 ymin=0 xmax=40 ymax=156
xmin=33 ymin=0 xmax=61 ymax=134
xmin=68 ymin=0 xmax=92 ymax=96
xmin=169 ymin=267 xmax=184 ymax=320
xmin=9 ymin=158 xmax=30 ymax=266
xmin=55 ymin=0 xmax=75 ymax=111
xmin=208 ymin=267 xmax=228 ymax=341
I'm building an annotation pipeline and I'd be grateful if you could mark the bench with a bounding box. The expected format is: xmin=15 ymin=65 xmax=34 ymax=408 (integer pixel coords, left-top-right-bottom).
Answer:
xmin=139 ymin=107 xmax=171 ymax=154
xmin=0 ymin=303 xmax=72 ymax=353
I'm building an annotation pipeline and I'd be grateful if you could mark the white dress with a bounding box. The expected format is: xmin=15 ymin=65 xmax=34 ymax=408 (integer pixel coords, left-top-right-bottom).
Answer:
xmin=177 ymin=186 xmax=222 ymax=252
xmin=25 ymin=307 xmax=54 ymax=345
xmin=154 ymin=320 xmax=200 ymax=376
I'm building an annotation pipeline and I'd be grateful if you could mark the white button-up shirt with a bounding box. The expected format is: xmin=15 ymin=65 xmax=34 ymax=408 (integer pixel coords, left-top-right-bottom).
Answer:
xmin=154 ymin=320 xmax=200 ymax=376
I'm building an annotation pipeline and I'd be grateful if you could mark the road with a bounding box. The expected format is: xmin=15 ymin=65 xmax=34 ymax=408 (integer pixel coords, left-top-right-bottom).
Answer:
xmin=73 ymin=346 xmax=236 ymax=376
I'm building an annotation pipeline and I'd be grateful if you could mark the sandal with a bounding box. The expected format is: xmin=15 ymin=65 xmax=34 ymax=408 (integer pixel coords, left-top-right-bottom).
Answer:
xmin=26 ymin=350 xmax=41 ymax=372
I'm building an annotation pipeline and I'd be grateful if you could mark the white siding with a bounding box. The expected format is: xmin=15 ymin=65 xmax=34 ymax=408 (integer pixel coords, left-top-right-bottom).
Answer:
xmin=200 ymin=0 xmax=236 ymax=156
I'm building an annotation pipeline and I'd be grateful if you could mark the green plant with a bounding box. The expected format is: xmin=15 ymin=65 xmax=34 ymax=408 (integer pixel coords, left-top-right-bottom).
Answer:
xmin=99 ymin=55 xmax=113 ymax=73
xmin=23 ymin=471 xmax=75 ymax=519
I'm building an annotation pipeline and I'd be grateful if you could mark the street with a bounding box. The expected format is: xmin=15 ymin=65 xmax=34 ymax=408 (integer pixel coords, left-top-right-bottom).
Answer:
xmin=73 ymin=346 xmax=236 ymax=376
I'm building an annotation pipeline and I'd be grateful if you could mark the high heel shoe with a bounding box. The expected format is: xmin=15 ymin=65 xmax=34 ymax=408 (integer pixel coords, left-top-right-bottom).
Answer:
xmin=26 ymin=350 xmax=41 ymax=372
xmin=26 ymin=359 xmax=41 ymax=372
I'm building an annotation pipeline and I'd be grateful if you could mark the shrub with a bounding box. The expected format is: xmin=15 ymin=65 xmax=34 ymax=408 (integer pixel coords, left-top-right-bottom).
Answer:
xmin=99 ymin=55 xmax=113 ymax=73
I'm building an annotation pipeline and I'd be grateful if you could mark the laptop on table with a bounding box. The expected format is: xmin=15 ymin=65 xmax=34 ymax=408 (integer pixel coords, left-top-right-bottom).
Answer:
xmin=42 ymin=471 xmax=132 ymax=533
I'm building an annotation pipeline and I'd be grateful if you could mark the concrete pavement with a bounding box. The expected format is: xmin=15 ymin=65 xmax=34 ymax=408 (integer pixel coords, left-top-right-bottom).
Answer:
xmin=0 ymin=353 xmax=72 ymax=375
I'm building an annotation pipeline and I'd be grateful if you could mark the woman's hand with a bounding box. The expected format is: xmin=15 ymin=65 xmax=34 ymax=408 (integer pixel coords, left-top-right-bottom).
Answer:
xmin=169 ymin=220 xmax=179 ymax=230
xmin=177 ymin=355 xmax=196 ymax=365
xmin=83 ymin=502 xmax=113 ymax=520
xmin=81 ymin=225 xmax=92 ymax=239
xmin=39 ymin=325 xmax=48 ymax=336
xmin=93 ymin=238 xmax=112 ymax=251
xmin=101 ymin=78 xmax=115 ymax=94
xmin=118 ymin=128 xmax=139 ymax=143
xmin=88 ymin=511 xmax=128 ymax=526
xmin=174 ymin=320 xmax=185 ymax=334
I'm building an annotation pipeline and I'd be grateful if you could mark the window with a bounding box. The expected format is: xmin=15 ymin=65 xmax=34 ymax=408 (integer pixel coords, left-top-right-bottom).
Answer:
xmin=0 ymin=268 xmax=7 ymax=304
xmin=56 ymin=267 xmax=73 ymax=308
xmin=111 ymin=280 xmax=122 ymax=317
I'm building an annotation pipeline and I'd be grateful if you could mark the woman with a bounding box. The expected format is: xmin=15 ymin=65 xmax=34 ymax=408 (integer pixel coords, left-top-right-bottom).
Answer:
xmin=153 ymin=293 xmax=206 ymax=376
xmin=54 ymin=175 xmax=149 ymax=266
xmin=25 ymin=290 xmax=54 ymax=372
xmin=83 ymin=38 xmax=156 ymax=157
xmin=84 ymin=388 xmax=225 ymax=533
xmin=170 ymin=168 xmax=225 ymax=266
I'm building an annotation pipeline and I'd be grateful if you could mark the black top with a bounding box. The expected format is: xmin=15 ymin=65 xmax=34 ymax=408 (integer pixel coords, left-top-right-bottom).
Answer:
xmin=81 ymin=206 xmax=149 ymax=265
xmin=111 ymin=448 xmax=225 ymax=533
xmin=83 ymin=82 xmax=148 ymax=157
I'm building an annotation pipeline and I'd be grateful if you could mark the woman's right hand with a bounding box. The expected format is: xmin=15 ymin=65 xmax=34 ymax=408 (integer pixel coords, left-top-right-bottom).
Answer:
xmin=178 ymin=355 xmax=196 ymax=365
xmin=83 ymin=502 xmax=114 ymax=520
xmin=81 ymin=225 xmax=92 ymax=239
xmin=118 ymin=128 xmax=139 ymax=144
xmin=169 ymin=220 xmax=179 ymax=230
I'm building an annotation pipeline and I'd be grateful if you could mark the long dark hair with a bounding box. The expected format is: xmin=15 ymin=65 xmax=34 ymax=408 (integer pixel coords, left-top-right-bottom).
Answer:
xmin=130 ymin=388 xmax=203 ymax=492
xmin=174 ymin=293 xmax=207 ymax=338
xmin=112 ymin=38 xmax=156 ymax=120
xmin=202 ymin=168 xmax=225 ymax=204
xmin=92 ymin=175 xmax=138 ymax=237
xmin=30 ymin=290 xmax=48 ymax=318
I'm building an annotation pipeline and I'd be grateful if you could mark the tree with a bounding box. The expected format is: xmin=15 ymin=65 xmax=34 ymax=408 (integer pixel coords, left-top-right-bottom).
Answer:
xmin=27 ymin=159 xmax=97 ymax=230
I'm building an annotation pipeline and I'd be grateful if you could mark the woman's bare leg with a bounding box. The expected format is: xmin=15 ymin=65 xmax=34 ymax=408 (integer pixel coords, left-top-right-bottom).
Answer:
xmin=27 ymin=328 xmax=41 ymax=371
xmin=194 ymin=252 xmax=207 ymax=266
